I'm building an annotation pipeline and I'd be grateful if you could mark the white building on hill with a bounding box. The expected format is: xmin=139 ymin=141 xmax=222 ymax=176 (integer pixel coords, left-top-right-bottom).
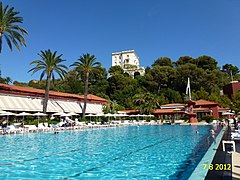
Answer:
xmin=111 ymin=50 xmax=145 ymax=78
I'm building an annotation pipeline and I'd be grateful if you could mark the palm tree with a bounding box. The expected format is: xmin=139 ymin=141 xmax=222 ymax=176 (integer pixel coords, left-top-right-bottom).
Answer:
xmin=70 ymin=53 xmax=101 ymax=119
xmin=133 ymin=92 xmax=161 ymax=114
xmin=28 ymin=49 xmax=68 ymax=113
xmin=0 ymin=2 xmax=28 ymax=53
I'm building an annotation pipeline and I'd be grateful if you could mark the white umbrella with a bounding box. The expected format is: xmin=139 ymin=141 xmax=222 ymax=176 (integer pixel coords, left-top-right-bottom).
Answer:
xmin=95 ymin=113 xmax=105 ymax=117
xmin=33 ymin=112 xmax=47 ymax=125
xmin=86 ymin=113 xmax=97 ymax=121
xmin=117 ymin=114 xmax=129 ymax=117
xmin=33 ymin=112 xmax=47 ymax=116
xmin=0 ymin=111 xmax=16 ymax=116
xmin=16 ymin=112 xmax=32 ymax=116
xmin=222 ymin=112 xmax=234 ymax=115
xmin=60 ymin=113 xmax=71 ymax=117
xmin=130 ymin=114 xmax=137 ymax=117
xmin=0 ymin=111 xmax=16 ymax=125
xmin=103 ymin=113 xmax=116 ymax=121
xmin=67 ymin=112 xmax=79 ymax=120
xmin=52 ymin=112 xmax=65 ymax=116
xmin=16 ymin=112 xmax=32 ymax=123
xmin=147 ymin=115 xmax=154 ymax=117
xmin=0 ymin=110 xmax=8 ymax=114
xmin=85 ymin=113 xmax=95 ymax=117
xmin=68 ymin=112 xmax=78 ymax=116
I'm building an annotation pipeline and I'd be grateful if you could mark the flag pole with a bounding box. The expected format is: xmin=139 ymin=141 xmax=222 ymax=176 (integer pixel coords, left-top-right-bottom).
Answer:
xmin=230 ymin=70 xmax=234 ymax=82
xmin=186 ymin=77 xmax=191 ymax=100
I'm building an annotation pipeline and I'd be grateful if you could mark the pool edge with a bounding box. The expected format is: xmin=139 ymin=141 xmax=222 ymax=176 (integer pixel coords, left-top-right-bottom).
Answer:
xmin=188 ymin=126 xmax=226 ymax=180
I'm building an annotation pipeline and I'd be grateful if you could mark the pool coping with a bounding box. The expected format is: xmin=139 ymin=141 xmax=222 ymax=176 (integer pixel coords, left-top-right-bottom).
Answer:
xmin=188 ymin=126 xmax=226 ymax=180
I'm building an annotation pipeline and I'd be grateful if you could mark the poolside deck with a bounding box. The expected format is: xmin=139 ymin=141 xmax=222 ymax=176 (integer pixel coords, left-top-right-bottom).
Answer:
xmin=205 ymin=126 xmax=240 ymax=180
xmin=232 ymin=151 xmax=240 ymax=180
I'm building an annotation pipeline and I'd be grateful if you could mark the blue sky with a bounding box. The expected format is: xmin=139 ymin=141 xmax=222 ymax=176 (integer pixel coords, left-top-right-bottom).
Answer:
xmin=1 ymin=0 xmax=240 ymax=82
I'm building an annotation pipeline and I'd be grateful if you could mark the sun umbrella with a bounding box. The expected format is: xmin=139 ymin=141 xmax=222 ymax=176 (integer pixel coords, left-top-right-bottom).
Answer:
xmin=16 ymin=112 xmax=32 ymax=117
xmin=86 ymin=113 xmax=97 ymax=121
xmin=103 ymin=113 xmax=116 ymax=121
xmin=0 ymin=111 xmax=16 ymax=125
xmin=52 ymin=112 xmax=65 ymax=116
xmin=222 ymin=112 xmax=234 ymax=115
xmin=33 ymin=112 xmax=47 ymax=125
xmin=16 ymin=112 xmax=32 ymax=124
xmin=0 ymin=111 xmax=16 ymax=116
xmin=104 ymin=113 xmax=115 ymax=117
xmin=67 ymin=112 xmax=79 ymax=120
xmin=33 ymin=112 xmax=47 ymax=116
xmin=68 ymin=112 xmax=78 ymax=116
xmin=60 ymin=113 xmax=71 ymax=117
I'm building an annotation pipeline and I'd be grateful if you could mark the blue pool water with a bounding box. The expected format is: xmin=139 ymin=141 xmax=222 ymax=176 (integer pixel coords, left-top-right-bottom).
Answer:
xmin=0 ymin=125 xmax=214 ymax=179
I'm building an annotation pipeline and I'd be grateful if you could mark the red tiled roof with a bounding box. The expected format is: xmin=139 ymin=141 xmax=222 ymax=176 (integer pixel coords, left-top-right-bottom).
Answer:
xmin=121 ymin=110 xmax=140 ymax=114
xmin=193 ymin=108 xmax=211 ymax=112
xmin=78 ymin=94 xmax=106 ymax=102
xmin=218 ymin=107 xmax=230 ymax=111
xmin=0 ymin=83 xmax=106 ymax=103
xmin=153 ymin=109 xmax=185 ymax=114
xmin=161 ymin=103 xmax=186 ymax=107
xmin=193 ymin=99 xmax=218 ymax=106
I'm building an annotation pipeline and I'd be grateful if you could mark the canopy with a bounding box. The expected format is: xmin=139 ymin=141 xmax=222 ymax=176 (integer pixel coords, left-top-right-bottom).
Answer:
xmin=32 ymin=112 xmax=47 ymax=116
xmin=222 ymin=112 xmax=234 ymax=115
xmin=52 ymin=112 xmax=65 ymax=116
xmin=16 ymin=112 xmax=32 ymax=116
xmin=85 ymin=113 xmax=97 ymax=117
xmin=67 ymin=112 xmax=79 ymax=116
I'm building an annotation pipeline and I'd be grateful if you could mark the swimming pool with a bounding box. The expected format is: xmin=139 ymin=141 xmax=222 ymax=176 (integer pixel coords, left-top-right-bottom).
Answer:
xmin=0 ymin=125 xmax=214 ymax=179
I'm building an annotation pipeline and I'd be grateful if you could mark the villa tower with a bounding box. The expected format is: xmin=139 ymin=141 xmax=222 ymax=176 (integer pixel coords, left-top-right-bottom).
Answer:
xmin=111 ymin=50 xmax=145 ymax=78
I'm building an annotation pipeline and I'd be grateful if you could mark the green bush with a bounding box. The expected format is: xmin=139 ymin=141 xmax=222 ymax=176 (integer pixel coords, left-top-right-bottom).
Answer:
xmin=199 ymin=115 xmax=214 ymax=123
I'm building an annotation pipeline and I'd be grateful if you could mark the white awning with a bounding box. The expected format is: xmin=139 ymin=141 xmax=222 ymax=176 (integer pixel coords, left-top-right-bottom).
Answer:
xmin=0 ymin=94 xmax=103 ymax=114
xmin=55 ymin=100 xmax=103 ymax=114
xmin=84 ymin=103 xmax=103 ymax=114
xmin=55 ymin=100 xmax=83 ymax=113
xmin=0 ymin=94 xmax=62 ymax=112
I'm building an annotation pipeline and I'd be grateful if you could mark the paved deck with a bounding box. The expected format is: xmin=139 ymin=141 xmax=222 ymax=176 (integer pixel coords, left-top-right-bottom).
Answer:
xmin=204 ymin=126 xmax=231 ymax=180
xmin=232 ymin=151 xmax=240 ymax=180
xmin=205 ymin=126 xmax=240 ymax=180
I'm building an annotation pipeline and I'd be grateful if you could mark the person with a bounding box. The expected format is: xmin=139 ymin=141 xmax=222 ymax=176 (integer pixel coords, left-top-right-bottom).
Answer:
xmin=210 ymin=129 xmax=216 ymax=144
xmin=196 ymin=130 xmax=199 ymax=134
xmin=233 ymin=115 xmax=237 ymax=129
xmin=2 ymin=127 xmax=7 ymax=135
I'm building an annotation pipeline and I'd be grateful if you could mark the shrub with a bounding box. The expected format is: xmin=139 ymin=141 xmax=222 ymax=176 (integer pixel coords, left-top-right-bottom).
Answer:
xmin=200 ymin=115 xmax=214 ymax=123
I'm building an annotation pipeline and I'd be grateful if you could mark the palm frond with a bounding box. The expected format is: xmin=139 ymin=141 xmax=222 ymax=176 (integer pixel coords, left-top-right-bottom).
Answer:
xmin=0 ymin=2 xmax=28 ymax=53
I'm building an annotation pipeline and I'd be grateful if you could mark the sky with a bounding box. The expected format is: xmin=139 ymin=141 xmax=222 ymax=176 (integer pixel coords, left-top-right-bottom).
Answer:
xmin=1 ymin=0 xmax=240 ymax=82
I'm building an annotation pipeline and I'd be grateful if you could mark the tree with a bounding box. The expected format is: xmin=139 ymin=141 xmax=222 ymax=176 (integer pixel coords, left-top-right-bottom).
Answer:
xmin=0 ymin=70 xmax=12 ymax=84
xmin=88 ymin=66 xmax=108 ymax=97
xmin=192 ymin=87 xmax=209 ymax=100
xmin=152 ymin=57 xmax=173 ymax=67
xmin=108 ymin=65 xmax=124 ymax=76
xmin=174 ymin=63 xmax=208 ymax=93
xmin=28 ymin=49 xmax=68 ymax=113
xmin=107 ymin=73 xmax=138 ymax=108
xmin=0 ymin=2 xmax=28 ymax=53
xmin=175 ymin=56 xmax=194 ymax=66
xmin=222 ymin=64 xmax=239 ymax=81
xmin=194 ymin=55 xmax=218 ymax=71
xmin=147 ymin=65 xmax=176 ymax=94
xmin=70 ymin=53 xmax=101 ymax=119
xmin=132 ymin=92 xmax=162 ymax=114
